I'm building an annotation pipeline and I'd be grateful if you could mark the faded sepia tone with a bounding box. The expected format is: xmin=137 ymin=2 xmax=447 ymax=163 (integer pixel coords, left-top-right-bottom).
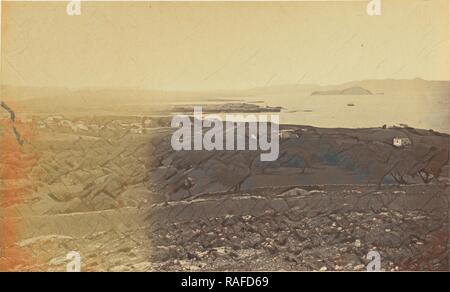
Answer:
xmin=0 ymin=0 xmax=449 ymax=271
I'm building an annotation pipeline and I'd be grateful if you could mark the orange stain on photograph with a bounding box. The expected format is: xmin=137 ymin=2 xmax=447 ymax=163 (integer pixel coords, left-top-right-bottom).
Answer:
xmin=0 ymin=99 xmax=42 ymax=271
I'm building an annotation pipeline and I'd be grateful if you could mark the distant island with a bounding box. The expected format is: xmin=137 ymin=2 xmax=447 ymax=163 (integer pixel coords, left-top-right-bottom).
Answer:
xmin=311 ymin=86 xmax=373 ymax=96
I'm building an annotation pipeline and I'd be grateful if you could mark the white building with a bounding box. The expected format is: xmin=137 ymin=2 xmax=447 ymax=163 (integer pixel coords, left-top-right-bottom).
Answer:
xmin=393 ymin=137 xmax=411 ymax=147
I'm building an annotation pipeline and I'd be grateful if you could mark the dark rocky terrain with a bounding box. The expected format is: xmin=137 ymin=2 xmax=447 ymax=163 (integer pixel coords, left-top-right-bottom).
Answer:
xmin=149 ymin=123 xmax=449 ymax=201
xmin=145 ymin=122 xmax=449 ymax=271
xmin=148 ymin=185 xmax=449 ymax=271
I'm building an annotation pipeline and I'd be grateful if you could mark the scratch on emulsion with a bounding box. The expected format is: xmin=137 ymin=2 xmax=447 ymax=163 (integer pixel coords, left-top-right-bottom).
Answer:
xmin=1 ymin=101 xmax=26 ymax=145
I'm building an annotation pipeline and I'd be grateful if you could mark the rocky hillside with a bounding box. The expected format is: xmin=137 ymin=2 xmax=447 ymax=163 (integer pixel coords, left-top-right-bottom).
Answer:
xmin=149 ymin=124 xmax=449 ymax=201
xmin=1 ymin=114 xmax=448 ymax=271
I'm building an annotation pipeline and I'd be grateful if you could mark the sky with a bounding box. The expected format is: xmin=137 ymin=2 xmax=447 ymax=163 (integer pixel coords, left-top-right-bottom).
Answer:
xmin=1 ymin=0 xmax=449 ymax=91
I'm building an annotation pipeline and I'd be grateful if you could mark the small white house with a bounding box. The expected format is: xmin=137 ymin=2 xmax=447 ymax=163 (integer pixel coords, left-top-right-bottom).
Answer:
xmin=393 ymin=137 xmax=411 ymax=147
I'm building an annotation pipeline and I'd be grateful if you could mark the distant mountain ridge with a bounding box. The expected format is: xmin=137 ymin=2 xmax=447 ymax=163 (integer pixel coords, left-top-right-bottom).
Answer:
xmin=311 ymin=86 xmax=373 ymax=96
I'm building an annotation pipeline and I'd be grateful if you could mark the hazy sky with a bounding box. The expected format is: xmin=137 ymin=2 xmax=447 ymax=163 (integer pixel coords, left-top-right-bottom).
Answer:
xmin=1 ymin=0 xmax=448 ymax=91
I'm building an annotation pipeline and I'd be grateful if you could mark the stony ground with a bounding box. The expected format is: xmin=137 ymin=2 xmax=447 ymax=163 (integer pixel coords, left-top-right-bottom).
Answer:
xmin=1 ymin=114 xmax=449 ymax=271
xmin=148 ymin=185 xmax=449 ymax=271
